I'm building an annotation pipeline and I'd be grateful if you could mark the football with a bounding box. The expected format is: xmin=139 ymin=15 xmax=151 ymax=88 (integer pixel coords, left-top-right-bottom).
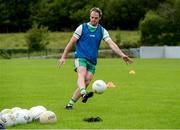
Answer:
xmin=30 ymin=106 xmax=47 ymax=121
xmin=39 ymin=111 xmax=57 ymax=124
xmin=1 ymin=109 xmax=12 ymax=115
xmin=92 ymin=80 xmax=107 ymax=94
xmin=13 ymin=110 xmax=28 ymax=125
xmin=21 ymin=109 xmax=33 ymax=123
xmin=0 ymin=113 xmax=16 ymax=126
xmin=11 ymin=107 xmax=22 ymax=113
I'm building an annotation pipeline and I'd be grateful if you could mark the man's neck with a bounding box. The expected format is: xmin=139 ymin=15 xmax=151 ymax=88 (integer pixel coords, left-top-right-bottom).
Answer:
xmin=88 ymin=22 xmax=98 ymax=28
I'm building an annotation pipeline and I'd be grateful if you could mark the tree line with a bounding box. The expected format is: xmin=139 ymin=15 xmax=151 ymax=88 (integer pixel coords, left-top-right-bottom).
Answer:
xmin=140 ymin=0 xmax=180 ymax=46
xmin=0 ymin=0 xmax=166 ymax=32
xmin=1 ymin=0 xmax=179 ymax=46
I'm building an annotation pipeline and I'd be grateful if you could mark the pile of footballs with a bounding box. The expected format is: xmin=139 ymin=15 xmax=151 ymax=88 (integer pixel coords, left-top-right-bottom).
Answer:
xmin=0 ymin=106 xmax=57 ymax=128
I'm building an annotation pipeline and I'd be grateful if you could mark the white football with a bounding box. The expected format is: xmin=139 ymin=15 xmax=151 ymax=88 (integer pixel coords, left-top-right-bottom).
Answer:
xmin=30 ymin=106 xmax=47 ymax=121
xmin=11 ymin=107 xmax=22 ymax=113
xmin=0 ymin=113 xmax=16 ymax=126
xmin=92 ymin=80 xmax=107 ymax=94
xmin=0 ymin=112 xmax=3 ymax=118
xmin=1 ymin=109 xmax=12 ymax=115
xmin=39 ymin=111 xmax=57 ymax=124
xmin=13 ymin=110 xmax=27 ymax=125
xmin=30 ymin=106 xmax=47 ymax=112
xmin=0 ymin=116 xmax=4 ymax=124
xmin=21 ymin=109 xmax=33 ymax=123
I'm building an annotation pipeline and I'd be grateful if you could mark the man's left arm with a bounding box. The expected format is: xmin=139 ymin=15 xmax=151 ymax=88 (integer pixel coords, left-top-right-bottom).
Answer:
xmin=106 ymin=39 xmax=133 ymax=64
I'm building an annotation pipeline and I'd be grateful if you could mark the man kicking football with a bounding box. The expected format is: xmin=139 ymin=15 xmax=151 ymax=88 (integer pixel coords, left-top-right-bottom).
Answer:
xmin=59 ymin=7 xmax=133 ymax=110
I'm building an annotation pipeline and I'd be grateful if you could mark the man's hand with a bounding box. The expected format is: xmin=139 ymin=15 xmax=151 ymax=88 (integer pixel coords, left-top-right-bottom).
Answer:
xmin=122 ymin=55 xmax=133 ymax=64
xmin=59 ymin=57 xmax=66 ymax=67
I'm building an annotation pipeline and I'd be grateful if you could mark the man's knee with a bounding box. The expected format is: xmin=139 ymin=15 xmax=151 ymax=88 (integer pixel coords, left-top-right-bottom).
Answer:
xmin=85 ymin=76 xmax=93 ymax=87
xmin=85 ymin=72 xmax=94 ymax=87
xmin=77 ymin=67 xmax=87 ymax=77
xmin=85 ymin=79 xmax=91 ymax=87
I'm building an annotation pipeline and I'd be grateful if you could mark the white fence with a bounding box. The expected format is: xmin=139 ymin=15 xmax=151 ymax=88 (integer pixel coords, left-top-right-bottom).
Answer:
xmin=140 ymin=46 xmax=180 ymax=58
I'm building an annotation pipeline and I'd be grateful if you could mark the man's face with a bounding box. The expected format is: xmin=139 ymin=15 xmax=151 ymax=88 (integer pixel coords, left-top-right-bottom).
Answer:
xmin=90 ymin=11 xmax=101 ymax=26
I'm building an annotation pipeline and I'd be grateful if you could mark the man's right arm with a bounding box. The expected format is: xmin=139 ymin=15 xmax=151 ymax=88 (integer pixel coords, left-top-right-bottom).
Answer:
xmin=59 ymin=36 xmax=78 ymax=65
xmin=59 ymin=24 xmax=83 ymax=65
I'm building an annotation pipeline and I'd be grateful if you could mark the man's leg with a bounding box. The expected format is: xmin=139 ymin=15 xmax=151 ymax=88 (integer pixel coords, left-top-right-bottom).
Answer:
xmin=65 ymin=58 xmax=95 ymax=109
xmin=65 ymin=87 xmax=80 ymax=110
xmin=81 ymin=71 xmax=94 ymax=103
xmin=81 ymin=61 xmax=96 ymax=102
xmin=66 ymin=66 xmax=88 ymax=109
xmin=77 ymin=66 xmax=88 ymax=95
xmin=85 ymin=71 xmax=94 ymax=86
xmin=66 ymin=71 xmax=94 ymax=109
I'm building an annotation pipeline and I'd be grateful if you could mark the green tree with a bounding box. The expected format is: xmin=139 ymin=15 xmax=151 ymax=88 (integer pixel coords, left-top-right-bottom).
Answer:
xmin=25 ymin=23 xmax=49 ymax=51
xmin=0 ymin=0 xmax=170 ymax=32
xmin=29 ymin=0 xmax=70 ymax=31
xmin=139 ymin=11 xmax=167 ymax=45
xmin=0 ymin=0 xmax=32 ymax=32
xmin=140 ymin=0 xmax=180 ymax=46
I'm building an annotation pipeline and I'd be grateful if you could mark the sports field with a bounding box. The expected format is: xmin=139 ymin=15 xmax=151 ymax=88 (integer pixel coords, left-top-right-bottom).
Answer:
xmin=0 ymin=58 xmax=180 ymax=129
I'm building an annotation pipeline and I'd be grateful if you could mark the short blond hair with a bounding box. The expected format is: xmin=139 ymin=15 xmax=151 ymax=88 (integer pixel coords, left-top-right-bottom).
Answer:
xmin=90 ymin=7 xmax=102 ymax=18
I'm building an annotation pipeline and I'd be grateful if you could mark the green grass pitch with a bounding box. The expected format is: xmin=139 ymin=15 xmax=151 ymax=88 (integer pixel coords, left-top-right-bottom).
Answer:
xmin=0 ymin=58 xmax=180 ymax=129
